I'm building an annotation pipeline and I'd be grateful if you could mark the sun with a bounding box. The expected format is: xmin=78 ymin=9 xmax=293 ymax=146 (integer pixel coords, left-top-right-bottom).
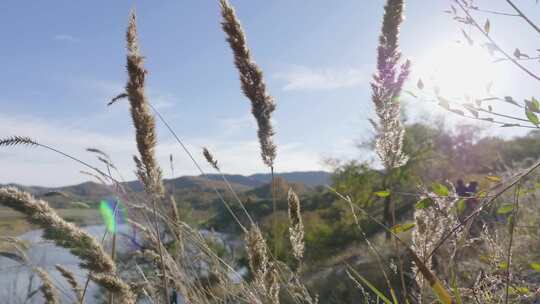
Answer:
xmin=415 ymin=42 xmax=498 ymax=99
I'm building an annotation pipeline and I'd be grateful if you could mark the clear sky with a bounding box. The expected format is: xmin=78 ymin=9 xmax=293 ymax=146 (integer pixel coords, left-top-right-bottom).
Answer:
xmin=1 ymin=1 xmax=539 ymax=186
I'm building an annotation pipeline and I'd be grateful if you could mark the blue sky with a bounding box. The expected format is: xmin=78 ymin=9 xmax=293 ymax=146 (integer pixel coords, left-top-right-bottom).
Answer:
xmin=1 ymin=1 xmax=539 ymax=186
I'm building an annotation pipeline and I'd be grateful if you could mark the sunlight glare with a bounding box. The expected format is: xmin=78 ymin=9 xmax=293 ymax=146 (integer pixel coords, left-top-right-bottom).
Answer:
xmin=415 ymin=42 xmax=498 ymax=99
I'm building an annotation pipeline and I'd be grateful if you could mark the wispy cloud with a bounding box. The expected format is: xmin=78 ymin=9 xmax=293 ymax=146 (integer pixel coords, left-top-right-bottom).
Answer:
xmin=53 ymin=34 xmax=79 ymax=42
xmin=0 ymin=113 xmax=325 ymax=186
xmin=274 ymin=65 xmax=367 ymax=91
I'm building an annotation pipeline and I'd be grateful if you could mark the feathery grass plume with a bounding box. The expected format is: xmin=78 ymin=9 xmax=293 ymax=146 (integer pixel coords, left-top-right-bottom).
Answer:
xmin=0 ymin=187 xmax=136 ymax=303
xmin=0 ymin=187 xmax=114 ymax=273
xmin=86 ymin=147 xmax=111 ymax=160
xmin=125 ymin=11 xmax=164 ymax=197
xmin=411 ymin=186 xmax=465 ymax=303
xmin=244 ymin=226 xmax=282 ymax=303
xmin=287 ymin=189 xmax=305 ymax=265
xmin=55 ymin=264 xmax=83 ymax=301
xmin=0 ymin=237 xmax=29 ymax=264
xmin=124 ymin=13 xmax=170 ymax=296
xmin=202 ymin=147 xmax=220 ymax=170
xmin=35 ymin=267 xmax=59 ymax=304
xmin=0 ymin=136 xmax=38 ymax=147
xmin=245 ymin=225 xmax=269 ymax=283
xmin=288 ymin=275 xmax=319 ymax=304
xmin=220 ymin=0 xmax=277 ymax=168
xmin=371 ymin=0 xmax=410 ymax=169
xmin=264 ymin=262 xmax=280 ymax=304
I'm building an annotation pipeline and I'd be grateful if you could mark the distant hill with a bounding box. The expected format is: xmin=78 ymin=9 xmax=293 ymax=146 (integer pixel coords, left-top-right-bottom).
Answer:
xmin=182 ymin=171 xmax=331 ymax=188
xmin=0 ymin=171 xmax=331 ymax=207
xmin=248 ymin=171 xmax=331 ymax=188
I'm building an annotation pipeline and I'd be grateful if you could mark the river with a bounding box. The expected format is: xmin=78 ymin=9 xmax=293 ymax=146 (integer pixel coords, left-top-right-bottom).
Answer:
xmin=0 ymin=224 xmax=242 ymax=303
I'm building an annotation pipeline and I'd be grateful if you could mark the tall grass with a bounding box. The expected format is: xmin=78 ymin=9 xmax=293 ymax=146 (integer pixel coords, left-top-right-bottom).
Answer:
xmin=1 ymin=0 xmax=540 ymax=303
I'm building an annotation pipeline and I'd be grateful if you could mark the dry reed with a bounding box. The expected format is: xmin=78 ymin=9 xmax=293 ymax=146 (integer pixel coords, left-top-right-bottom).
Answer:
xmin=245 ymin=225 xmax=269 ymax=284
xmin=35 ymin=267 xmax=59 ymax=304
xmin=125 ymin=11 xmax=164 ymax=198
xmin=55 ymin=264 xmax=83 ymax=301
xmin=219 ymin=0 xmax=277 ymax=169
xmin=123 ymin=11 xmax=170 ymax=301
xmin=287 ymin=189 xmax=305 ymax=266
xmin=202 ymin=147 xmax=220 ymax=171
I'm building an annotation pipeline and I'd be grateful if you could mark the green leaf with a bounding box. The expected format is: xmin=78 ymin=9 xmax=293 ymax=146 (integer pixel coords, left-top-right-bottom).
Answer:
xmin=346 ymin=268 xmax=393 ymax=304
xmin=533 ymin=97 xmax=540 ymax=110
xmin=432 ymin=183 xmax=449 ymax=196
xmin=526 ymin=97 xmax=540 ymax=113
xmin=485 ymin=175 xmax=501 ymax=183
xmin=416 ymin=198 xmax=434 ymax=209
xmin=530 ymin=262 xmax=540 ymax=271
xmin=498 ymin=261 xmax=508 ymax=270
xmin=404 ymin=90 xmax=417 ymax=98
xmin=456 ymin=199 xmax=466 ymax=214
xmin=437 ymin=96 xmax=450 ymax=110
xmin=391 ymin=223 xmax=415 ymax=234
xmin=497 ymin=204 xmax=514 ymax=215
xmin=374 ymin=190 xmax=390 ymax=198
xmin=450 ymin=270 xmax=463 ymax=304
xmin=417 ymin=78 xmax=424 ymax=90
xmin=509 ymin=286 xmax=530 ymax=296
xmin=526 ymin=108 xmax=539 ymax=126
xmin=508 ymin=214 xmax=515 ymax=232
xmin=503 ymin=96 xmax=519 ymax=105
xmin=484 ymin=19 xmax=490 ymax=34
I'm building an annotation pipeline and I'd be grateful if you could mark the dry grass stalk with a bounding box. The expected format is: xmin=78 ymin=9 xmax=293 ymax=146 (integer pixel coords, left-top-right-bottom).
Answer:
xmin=86 ymin=147 xmax=111 ymax=160
xmin=55 ymin=264 xmax=83 ymax=301
xmin=244 ymin=225 xmax=284 ymax=303
xmin=245 ymin=225 xmax=269 ymax=282
xmin=35 ymin=267 xmax=59 ymax=304
xmin=0 ymin=187 xmax=136 ymax=303
xmin=125 ymin=11 xmax=164 ymax=198
xmin=411 ymin=186 xmax=465 ymax=302
xmin=202 ymin=147 xmax=219 ymax=171
xmin=371 ymin=0 xmax=410 ymax=169
xmin=0 ymin=136 xmax=38 ymax=147
xmin=219 ymin=0 xmax=277 ymax=168
xmin=124 ymin=11 xmax=170 ymax=301
xmin=264 ymin=262 xmax=280 ymax=304
xmin=287 ymin=189 xmax=305 ymax=266
xmin=0 ymin=187 xmax=114 ymax=273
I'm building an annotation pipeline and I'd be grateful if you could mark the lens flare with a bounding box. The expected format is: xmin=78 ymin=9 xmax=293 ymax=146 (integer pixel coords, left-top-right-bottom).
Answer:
xmin=99 ymin=199 xmax=127 ymax=234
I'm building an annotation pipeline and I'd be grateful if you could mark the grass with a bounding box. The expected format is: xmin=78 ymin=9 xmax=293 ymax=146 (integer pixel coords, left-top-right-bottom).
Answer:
xmin=1 ymin=0 xmax=540 ymax=303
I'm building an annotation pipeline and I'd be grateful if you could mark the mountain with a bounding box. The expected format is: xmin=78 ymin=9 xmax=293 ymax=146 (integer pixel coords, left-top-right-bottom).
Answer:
xmin=248 ymin=171 xmax=331 ymax=187
xmin=180 ymin=171 xmax=331 ymax=188
xmin=194 ymin=174 xmax=263 ymax=188
xmin=1 ymin=171 xmax=331 ymax=207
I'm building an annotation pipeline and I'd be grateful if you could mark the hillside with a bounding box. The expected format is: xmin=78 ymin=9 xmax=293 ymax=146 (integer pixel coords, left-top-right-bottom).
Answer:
xmin=203 ymin=171 xmax=331 ymax=188
xmin=0 ymin=171 xmax=331 ymax=208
